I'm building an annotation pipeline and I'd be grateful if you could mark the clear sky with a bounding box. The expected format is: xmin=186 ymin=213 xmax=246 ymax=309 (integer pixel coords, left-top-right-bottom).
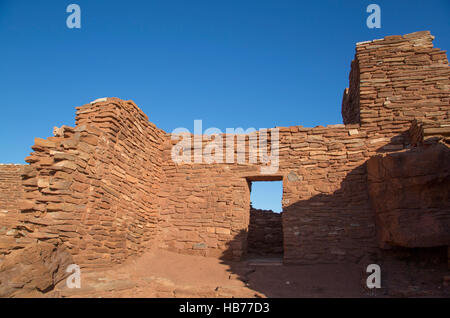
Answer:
xmin=1 ymin=0 xmax=449 ymax=211
xmin=251 ymin=181 xmax=282 ymax=212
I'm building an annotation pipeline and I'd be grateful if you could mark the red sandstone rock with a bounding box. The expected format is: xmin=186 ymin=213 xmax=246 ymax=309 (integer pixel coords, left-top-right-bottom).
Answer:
xmin=368 ymin=143 xmax=450 ymax=248
xmin=0 ymin=241 xmax=73 ymax=297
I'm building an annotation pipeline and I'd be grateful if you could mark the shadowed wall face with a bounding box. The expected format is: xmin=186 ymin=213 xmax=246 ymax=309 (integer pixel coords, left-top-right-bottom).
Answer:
xmin=0 ymin=31 xmax=448 ymax=268
xmin=367 ymin=143 xmax=450 ymax=249
xmin=158 ymin=126 xmax=379 ymax=263
xmin=247 ymin=207 xmax=283 ymax=256
xmin=157 ymin=31 xmax=450 ymax=263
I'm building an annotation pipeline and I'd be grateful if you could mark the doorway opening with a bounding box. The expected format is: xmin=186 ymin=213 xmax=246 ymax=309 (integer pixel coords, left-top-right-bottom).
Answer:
xmin=246 ymin=177 xmax=284 ymax=261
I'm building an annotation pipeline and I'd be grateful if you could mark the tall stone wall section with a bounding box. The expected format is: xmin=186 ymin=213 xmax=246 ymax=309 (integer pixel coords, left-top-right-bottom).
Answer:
xmin=343 ymin=31 xmax=450 ymax=149
xmin=342 ymin=60 xmax=361 ymax=125
xmin=248 ymin=207 xmax=283 ymax=256
xmin=158 ymin=125 xmax=379 ymax=263
xmin=74 ymin=98 xmax=166 ymax=265
xmin=10 ymin=98 xmax=165 ymax=268
xmin=277 ymin=125 xmax=378 ymax=264
xmin=18 ymin=127 xmax=96 ymax=266
xmin=156 ymin=31 xmax=450 ymax=264
xmin=157 ymin=134 xmax=255 ymax=260
xmin=0 ymin=165 xmax=25 ymax=258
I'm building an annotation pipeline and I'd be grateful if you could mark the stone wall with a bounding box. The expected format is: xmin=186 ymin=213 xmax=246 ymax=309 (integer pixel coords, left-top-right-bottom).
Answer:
xmin=248 ymin=207 xmax=283 ymax=256
xmin=157 ymin=135 xmax=255 ymax=260
xmin=409 ymin=119 xmax=450 ymax=146
xmin=157 ymin=124 xmax=379 ymax=263
xmin=279 ymin=125 xmax=378 ymax=264
xmin=14 ymin=98 xmax=166 ymax=269
xmin=367 ymin=142 xmax=450 ymax=249
xmin=0 ymin=31 xmax=448 ymax=269
xmin=342 ymin=60 xmax=360 ymax=125
xmin=155 ymin=30 xmax=449 ymax=264
xmin=0 ymin=165 xmax=25 ymax=258
xmin=19 ymin=126 xmax=101 ymax=267
xmin=344 ymin=31 xmax=449 ymax=148
xmin=74 ymin=98 xmax=166 ymax=265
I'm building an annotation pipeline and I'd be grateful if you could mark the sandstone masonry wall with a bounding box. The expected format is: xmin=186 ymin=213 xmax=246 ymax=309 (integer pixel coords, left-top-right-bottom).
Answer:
xmin=343 ymin=31 xmax=449 ymax=148
xmin=155 ymin=31 xmax=450 ymax=264
xmin=19 ymin=125 xmax=106 ymax=267
xmin=367 ymin=143 xmax=450 ymax=249
xmin=0 ymin=31 xmax=448 ymax=269
xmin=74 ymin=98 xmax=166 ymax=265
xmin=409 ymin=118 xmax=450 ymax=146
xmin=248 ymin=207 xmax=283 ymax=256
xmin=0 ymin=165 xmax=25 ymax=258
xmin=342 ymin=60 xmax=361 ymax=124
xmin=158 ymin=125 xmax=379 ymax=263
xmin=14 ymin=98 xmax=165 ymax=269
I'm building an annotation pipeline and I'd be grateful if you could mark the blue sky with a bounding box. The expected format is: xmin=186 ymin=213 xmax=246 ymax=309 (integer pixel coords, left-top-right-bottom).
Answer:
xmin=251 ymin=181 xmax=282 ymax=212
xmin=1 ymin=0 xmax=449 ymax=211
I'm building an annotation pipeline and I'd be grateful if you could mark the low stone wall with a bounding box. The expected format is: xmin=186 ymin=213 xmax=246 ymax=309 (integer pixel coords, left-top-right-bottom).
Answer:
xmin=248 ymin=207 xmax=283 ymax=256
xmin=409 ymin=119 xmax=450 ymax=146
xmin=0 ymin=164 xmax=25 ymax=258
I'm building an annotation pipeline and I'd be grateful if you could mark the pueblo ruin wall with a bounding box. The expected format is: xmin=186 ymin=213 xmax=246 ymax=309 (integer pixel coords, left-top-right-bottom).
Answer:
xmin=0 ymin=31 xmax=449 ymax=270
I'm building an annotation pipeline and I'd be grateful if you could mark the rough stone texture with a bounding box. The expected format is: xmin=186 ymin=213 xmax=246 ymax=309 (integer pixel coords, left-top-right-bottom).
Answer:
xmin=343 ymin=31 xmax=449 ymax=149
xmin=0 ymin=165 xmax=25 ymax=258
xmin=0 ymin=240 xmax=73 ymax=297
xmin=157 ymin=125 xmax=378 ymax=263
xmin=367 ymin=142 xmax=450 ymax=249
xmin=74 ymin=99 xmax=166 ymax=266
xmin=0 ymin=31 xmax=448 ymax=280
xmin=409 ymin=118 xmax=450 ymax=146
xmin=342 ymin=59 xmax=360 ymax=124
xmin=15 ymin=98 xmax=166 ymax=269
xmin=247 ymin=207 xmax=283 ymax=256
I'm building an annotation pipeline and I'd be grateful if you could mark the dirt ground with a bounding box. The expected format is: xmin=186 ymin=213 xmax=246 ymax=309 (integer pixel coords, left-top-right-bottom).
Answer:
xmin=47 ymin=248 xmax=449 ymax=298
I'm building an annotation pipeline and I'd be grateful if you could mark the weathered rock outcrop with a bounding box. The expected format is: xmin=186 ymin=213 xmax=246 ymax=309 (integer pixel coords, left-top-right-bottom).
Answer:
xmin=0 ymin=241 xmax=73 ymax=297
xmin=0 ymin=165 xmax=25 ymax=257
xmin=367 ymin=143 xmax=450 ymax=248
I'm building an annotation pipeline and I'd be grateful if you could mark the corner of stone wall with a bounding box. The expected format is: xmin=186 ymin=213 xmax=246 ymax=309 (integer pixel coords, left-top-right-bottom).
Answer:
xmin=342 ymin=59 xmax=361 ymax=125
xmin=353 ymin=31 xmax=449 ymax=143
xmin=73 ymin=98 xmax=167 ymax=265
xmin=4 ymin=97 xmax=167 ymax=269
